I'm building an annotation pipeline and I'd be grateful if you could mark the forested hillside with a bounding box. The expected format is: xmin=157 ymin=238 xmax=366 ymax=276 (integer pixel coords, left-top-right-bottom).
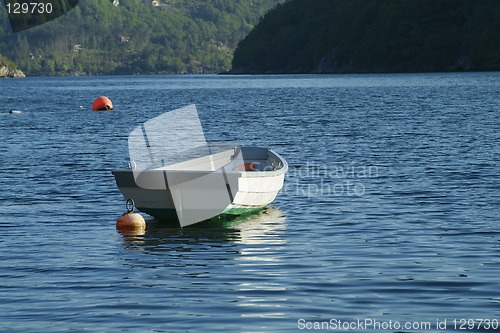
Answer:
xmin=231 ymin=0 xmax=500 ymax=73
xmin=0 ymin=0 xmax=284 ymax=75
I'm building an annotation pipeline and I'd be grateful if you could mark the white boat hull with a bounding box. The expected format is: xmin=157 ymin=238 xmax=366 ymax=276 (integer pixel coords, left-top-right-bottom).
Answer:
xmin=112 ymin=147 xmax=287 ymax=227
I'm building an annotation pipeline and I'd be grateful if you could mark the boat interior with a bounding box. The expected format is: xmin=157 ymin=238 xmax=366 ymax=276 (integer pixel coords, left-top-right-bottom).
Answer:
xmin=155 ymin=147 xmax=285 ymax=172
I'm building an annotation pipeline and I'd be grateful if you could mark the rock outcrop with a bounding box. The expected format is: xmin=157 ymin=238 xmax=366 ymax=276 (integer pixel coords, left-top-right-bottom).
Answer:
xmin=0 ymin=65 xmax=26 ymax=78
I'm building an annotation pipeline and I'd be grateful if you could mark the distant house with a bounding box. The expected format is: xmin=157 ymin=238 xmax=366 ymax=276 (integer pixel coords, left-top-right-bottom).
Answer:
xmin=73 ymin=44 xmax=83 ymax=52
xmin=118 ymin=36 xmax=130 ymax=43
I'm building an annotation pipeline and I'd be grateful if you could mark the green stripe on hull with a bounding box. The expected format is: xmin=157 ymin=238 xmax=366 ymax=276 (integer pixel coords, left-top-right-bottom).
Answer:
xmin=221 ymin=206 xmax=266 ymax=216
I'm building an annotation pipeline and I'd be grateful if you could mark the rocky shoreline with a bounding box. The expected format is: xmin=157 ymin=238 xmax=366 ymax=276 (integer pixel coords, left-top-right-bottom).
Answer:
xmin=0 ymin=65 xmax=25 ymax=78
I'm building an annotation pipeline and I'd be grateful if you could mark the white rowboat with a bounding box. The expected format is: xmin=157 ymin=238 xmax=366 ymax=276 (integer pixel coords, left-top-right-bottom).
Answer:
xmin=112 ymin=146 xmax=288 ymax=227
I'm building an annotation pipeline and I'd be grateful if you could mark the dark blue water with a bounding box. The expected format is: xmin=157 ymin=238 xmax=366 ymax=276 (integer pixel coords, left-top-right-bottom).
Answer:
xmin=0 ymin=73 xmax=499 ymax=332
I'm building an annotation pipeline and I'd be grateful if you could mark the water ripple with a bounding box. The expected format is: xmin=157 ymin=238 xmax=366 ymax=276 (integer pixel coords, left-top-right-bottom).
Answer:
xmin=0 ymin=73 xmax=499 ymax=332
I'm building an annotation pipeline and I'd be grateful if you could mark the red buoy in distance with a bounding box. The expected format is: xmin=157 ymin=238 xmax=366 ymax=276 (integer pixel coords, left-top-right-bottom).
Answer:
xmin=92 ymin=96 xmax=113 ymax=111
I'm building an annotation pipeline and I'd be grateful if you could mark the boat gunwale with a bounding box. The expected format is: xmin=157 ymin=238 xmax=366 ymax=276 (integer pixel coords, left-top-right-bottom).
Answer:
xmin=112 ymin=148 xmax=288 ymax=178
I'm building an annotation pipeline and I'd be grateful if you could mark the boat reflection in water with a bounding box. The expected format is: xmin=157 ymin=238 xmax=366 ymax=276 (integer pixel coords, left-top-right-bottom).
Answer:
xmin=118 ymin=207 xmax=290 ymax=321
xmin=118 ymin=206 xmax=287 ymax=251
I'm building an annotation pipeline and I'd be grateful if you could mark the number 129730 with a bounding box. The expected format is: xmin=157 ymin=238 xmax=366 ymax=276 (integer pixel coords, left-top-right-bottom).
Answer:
xmin=453 ymin=319 xmax=499 ymax=330
xmin=6 ymin=2 xmax=53 ymax=14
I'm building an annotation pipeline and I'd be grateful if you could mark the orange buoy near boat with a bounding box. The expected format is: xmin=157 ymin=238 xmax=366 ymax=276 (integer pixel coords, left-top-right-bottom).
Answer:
xmin=116 ymin=199 xmax=145 ymax=233
xmin=92 ymin=96 xmax=113 ymax=111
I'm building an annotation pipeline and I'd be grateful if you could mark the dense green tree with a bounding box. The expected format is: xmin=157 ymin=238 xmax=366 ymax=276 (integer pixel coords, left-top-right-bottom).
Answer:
xmin=0 ymin=53 xmax=17 ymax=69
